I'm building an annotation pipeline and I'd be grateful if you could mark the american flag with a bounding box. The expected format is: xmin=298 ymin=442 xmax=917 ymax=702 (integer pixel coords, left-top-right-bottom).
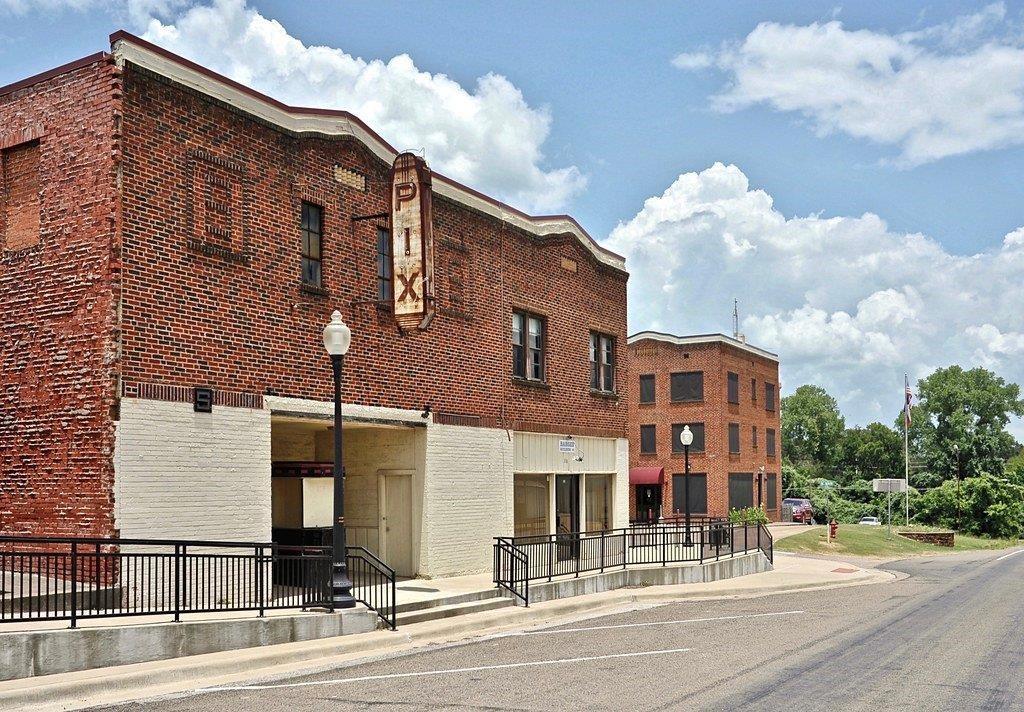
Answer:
xmin=904 ymin=375 xmax=913 ymax=428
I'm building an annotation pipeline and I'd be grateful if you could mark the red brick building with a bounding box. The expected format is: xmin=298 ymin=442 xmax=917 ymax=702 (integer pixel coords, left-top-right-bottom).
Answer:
xmin=0 ymin=32 xmax=629 ymax=577
xmin=627 ymin=332 xmax=781 ymax=522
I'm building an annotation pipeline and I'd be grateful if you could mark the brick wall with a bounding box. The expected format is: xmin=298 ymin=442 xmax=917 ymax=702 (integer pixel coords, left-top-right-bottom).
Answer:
xmin=0 ymin=58 xmax=121 ymax=537
xmin=627 ymin=338 xmax=782 ymax=520
xmin=118 ymin=66 xmax=628 ymax=439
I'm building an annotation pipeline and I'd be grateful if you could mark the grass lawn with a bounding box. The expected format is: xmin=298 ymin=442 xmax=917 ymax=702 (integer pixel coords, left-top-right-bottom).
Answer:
xmin=775 ymin=524 xmax=1021 ymax=558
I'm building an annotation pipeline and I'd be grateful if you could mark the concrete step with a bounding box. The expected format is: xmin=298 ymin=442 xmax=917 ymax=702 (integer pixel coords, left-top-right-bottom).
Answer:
xmin=395 ymin=596 xmax=515 ymax=626
xmin=394 ymin=587 xmax=502 ymax=614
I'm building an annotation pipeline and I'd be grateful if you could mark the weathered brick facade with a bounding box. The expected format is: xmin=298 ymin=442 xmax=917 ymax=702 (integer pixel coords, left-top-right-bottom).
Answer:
xmin=627 ymin=333 xmax=782 ymax=521
xmin=0 ymin=55 xmax=122 ymax=537
xmin=0 ymin=33 xmax=628 ymax=541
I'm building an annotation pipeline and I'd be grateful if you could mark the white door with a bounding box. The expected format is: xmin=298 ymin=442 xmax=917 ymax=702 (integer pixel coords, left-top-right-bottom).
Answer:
xmin=380 ymin=472 xmax=414 ymax=577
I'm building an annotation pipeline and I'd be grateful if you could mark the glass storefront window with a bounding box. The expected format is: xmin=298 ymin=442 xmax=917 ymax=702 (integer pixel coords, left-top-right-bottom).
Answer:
xmin=514 ymin=473 xmax=549 ymax=538
xmin=585 ymin=474 xmax=612 ymax=532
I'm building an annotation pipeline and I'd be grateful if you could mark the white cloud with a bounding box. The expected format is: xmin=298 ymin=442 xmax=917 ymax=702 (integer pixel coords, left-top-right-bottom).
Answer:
xmin=671 ymin=52 xmax=713 ymax=70
xmin=675 ymin=4 xmax=1024 ymax=165
xmin=606 ymin=162 xmax=1024 ymax=427
xmin=138 ymin=0 xmax=585 ymax=213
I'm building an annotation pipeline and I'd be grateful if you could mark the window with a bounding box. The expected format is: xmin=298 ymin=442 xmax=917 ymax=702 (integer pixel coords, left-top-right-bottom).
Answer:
xmin=752 ymin=425 xmax=758 ymax=449
xmin=376 ymin=227 xmax=392 ymax=302
xmin=639 ymin=425 xmax=657 ymax=454
xmin=672 ymin=473 xmax=707 ymax=515
xmin=766 ymin=428 xmax=776 ymax=457
xmin=639 ymin=374 xmax=655 ymax=404
xmin=727 ymin=371 xmax=739 ymax=404
xmin=767 ymin=473 xmax=778 ymax=509
xmin=728 ymin=423 xmax=741 ymax=454
xmin=2 ymin=140 xmax=41 ymax=251
xmin=751 ymin=378 xmax=757 ymax=404
xmin=585 ymin=474 xmax=612 ymax=532
xmin=670 ymin=371 xmax=703 ymax=402
xmin=512 ymin=311 xmax=545 ymax=381
xmin=514 ymin=473 xmax=549 ymax=538
xmin=729 ymin=473 xmax=754 ymax=511
xmin=590 ymin=332 xmax=615 ymax=392
xmin=765 ymin=382 xmax=776 ymax=412
xmin=672 ymin=423 xmax=705 ymax=453
xmin=300 ymin=202 xmax=322 ymax=287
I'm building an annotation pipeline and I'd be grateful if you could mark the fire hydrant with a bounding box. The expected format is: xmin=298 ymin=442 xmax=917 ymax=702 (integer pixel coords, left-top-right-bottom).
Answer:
xmin=829 ymin=519 xmax=839 ymax=541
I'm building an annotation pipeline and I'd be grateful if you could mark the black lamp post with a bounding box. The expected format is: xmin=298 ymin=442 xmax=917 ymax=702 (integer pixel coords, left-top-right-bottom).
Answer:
xmin=680 ymin=425 xmax=694 ymax=546
xmin=323 ymin=310 xmax=355 ymax=610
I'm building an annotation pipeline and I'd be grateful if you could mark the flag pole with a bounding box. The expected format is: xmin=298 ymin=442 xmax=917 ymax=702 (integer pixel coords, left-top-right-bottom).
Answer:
xmin=904 ymin=373 xmax=910 ymax=526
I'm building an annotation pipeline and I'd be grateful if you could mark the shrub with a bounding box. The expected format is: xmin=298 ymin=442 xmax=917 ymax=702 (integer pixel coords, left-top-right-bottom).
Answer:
xmin=728 ymin=506 xmax=770 ymax=525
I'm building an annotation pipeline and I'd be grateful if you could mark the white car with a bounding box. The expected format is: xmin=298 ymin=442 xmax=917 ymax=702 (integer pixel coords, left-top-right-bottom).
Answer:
xmin=858 ymin=516 xmax=881 ymax=526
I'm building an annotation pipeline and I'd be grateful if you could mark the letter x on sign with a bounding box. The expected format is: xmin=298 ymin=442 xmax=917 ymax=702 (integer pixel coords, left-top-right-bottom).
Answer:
xmin=398 ymin=272 xmax=420 ymax=302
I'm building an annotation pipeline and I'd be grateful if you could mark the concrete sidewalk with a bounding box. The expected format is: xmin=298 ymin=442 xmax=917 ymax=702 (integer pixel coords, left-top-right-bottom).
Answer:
xmin=0 ymin=552 xmax=893 ymax=711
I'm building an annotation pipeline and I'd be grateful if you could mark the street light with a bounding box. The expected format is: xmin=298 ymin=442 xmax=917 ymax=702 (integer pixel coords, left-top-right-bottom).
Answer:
xmin=680 ymin=425 xmax=694 ymax=546
xmin=323 ymin=310 xmax=355 ymax=610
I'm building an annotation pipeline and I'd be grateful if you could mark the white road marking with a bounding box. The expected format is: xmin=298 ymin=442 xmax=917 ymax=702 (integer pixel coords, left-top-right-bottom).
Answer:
xmin=516 ymin=609 xmax=805 ymax=635
xmin=995 ymin=548 xmax=1024 ymax=562
xmin=199 ymin=648 xmax=693 ymax=691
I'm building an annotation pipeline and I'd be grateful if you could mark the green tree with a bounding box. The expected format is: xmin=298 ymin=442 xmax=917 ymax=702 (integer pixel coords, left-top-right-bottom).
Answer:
xmin=837 ymin=423 xmax=903 ymax=483
xmin=781 ymin=385 xmax=846 ymax=473
xmin=915 ymin=474 xmax=1024 ymax=539
xmin=907 ymin=366 xmax=1024 ymax=484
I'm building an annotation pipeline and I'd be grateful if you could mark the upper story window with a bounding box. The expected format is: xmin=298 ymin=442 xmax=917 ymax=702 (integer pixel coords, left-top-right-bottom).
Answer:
xmin=590 ymin=332 xmax=615 ymax=392
xmin=2 ymin=140 xmax=41 ymax=252
xmin=752 ymin=425 xmax=758 ymax=449
xmin=727 ymin=371 xmax=740 ymax=404
xmin=767 ymin=428 xmax=777 ymax=457
xmin=512 ymin=311 xmax=545 ymax=381
xmin=728 ymin=423 xmax=741 ymax=454
xmin=639 ymin=424 xmax=657 ymax=454
xmin=672 ymin=422 xmax=705 ymax=453
xmin=377 ymin=227 xmax=392 ymax=302
xmin=751 ymin=378 xmax=757 ymax=404
xmin=300 ymin=202 xmax=322 ymax=287
xmin=765 ymin=382 xmax=777 ymax=412
xmin=639 ymin=374 xmax=655 ymax=403
xmin=670 ymin=371 xmax=703 ymax=402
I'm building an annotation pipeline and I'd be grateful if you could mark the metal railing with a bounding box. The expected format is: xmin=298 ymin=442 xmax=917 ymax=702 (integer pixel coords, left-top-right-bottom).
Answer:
xmin=493 ymin=521 xmax=773 ymax=605
xmin=0 ymin=535 xmax=396 ymax=630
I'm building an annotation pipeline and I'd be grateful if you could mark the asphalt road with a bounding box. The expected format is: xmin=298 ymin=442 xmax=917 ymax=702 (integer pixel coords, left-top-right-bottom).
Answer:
xmin=101 ymin=547 xmax=1024 ymax=711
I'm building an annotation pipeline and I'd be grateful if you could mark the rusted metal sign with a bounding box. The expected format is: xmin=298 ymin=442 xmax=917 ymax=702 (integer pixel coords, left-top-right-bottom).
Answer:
xmin=390 ymin=152 xmax=434 ymax=329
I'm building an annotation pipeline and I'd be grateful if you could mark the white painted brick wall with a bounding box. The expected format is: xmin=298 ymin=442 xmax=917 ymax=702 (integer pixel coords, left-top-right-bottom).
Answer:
xmin=113 ymin=398 xmax=272 ymax=542
xmin=420 ymin=424 xmax=514 ymax=578
xmin=615 ymin=437 xmax=629 ymax=529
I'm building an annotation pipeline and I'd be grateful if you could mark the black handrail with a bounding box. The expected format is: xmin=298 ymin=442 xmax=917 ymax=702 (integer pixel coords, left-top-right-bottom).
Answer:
xmin=0 ymin=535 xmax=396 ymax=630
xmin=493 ymin=521 xmax=773 ymax=605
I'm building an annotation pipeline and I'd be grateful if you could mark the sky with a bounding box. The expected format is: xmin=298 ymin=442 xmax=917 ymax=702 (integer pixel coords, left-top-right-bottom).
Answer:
xmin=3 ymin=0 xmax=1024 ymax=436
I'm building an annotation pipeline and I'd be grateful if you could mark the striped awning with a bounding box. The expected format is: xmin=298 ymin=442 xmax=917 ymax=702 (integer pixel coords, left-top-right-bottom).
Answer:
xmin=629 ymin=466 xmax=664 ymax=485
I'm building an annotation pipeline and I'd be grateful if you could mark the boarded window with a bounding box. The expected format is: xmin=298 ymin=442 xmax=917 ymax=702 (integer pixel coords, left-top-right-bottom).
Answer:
xmin=727 ymin=372 xmax=739 ymax=404
xmin=765 ymin=382 xmax=776 ymax=412
xmin=377 ymin=227 xmax=392 ymax=302
xmin=514 ymin=473 xmax=549 ymax=538
xmin=767 ymin=473 xmax=778 ymax=509
xmin=729 ymin=473 xmax=754 ymax=511
xmin=2 ymin=140 xmax=41 ymax=251
xmin=672 ymin=422 xmax=705 ymax=453
xmin=751 ymin=378 xmax=757 ymax=404
xmin=752 ymin=425 xmax=758 ymax=449
xmin=670 ymin=371 xmax=703 ymax=402
xmin=639 ymin=424 xmax=657 ymax=454
xmin=672 ymin=473 xmax=707 ymax=515
xmin=300 ymin=202 xmax=322 ymax=286
xmin=639 ymin=374 xmax=655 ymax=403
xmin=728 ymin=423 xmax=740 ymax=454
xmin=767 ymin=428 xmax=777 ymax=457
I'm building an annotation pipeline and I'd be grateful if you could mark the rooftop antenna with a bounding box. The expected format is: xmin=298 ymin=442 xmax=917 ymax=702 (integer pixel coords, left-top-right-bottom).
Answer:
xmin=733 ymin=299 xmax=746 ymax=343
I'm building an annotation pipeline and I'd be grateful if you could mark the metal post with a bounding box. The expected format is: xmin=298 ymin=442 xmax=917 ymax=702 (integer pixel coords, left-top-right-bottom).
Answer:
xmin=256 ymin=546 xmax=265 ymax=618
xmin=331 ymin=354 xmax=355 ymax=609
xmin=600 ymin=530 xmax=606 ymax=573
xmin=173 ymin=543 xmax=181 ymax=622
xmin=70 ymin=541 xmax=78 ymax=629
xmin=683 ymin=443 xmax=692 ymax=547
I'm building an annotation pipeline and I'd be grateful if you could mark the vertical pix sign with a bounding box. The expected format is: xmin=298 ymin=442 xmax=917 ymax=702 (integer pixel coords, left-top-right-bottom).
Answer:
xmin=390 ymin=152 xmax=434 ymax=330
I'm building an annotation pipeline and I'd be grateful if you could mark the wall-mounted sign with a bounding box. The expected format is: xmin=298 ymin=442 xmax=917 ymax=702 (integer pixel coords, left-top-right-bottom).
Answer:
xmin=390 ymin=153 xmax=434 ymax=330
xmin=559 ymin=439 xmax=577 ymax=454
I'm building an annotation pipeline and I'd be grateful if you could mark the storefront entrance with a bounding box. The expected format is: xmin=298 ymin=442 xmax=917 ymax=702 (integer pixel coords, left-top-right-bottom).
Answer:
xmin=635 ymin=484 xmax=662 ymax=523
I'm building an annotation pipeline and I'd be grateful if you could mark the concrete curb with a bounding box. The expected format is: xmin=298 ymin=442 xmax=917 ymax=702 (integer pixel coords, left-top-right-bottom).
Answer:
xmin=0 ymin=567 xmax=895 ymax=711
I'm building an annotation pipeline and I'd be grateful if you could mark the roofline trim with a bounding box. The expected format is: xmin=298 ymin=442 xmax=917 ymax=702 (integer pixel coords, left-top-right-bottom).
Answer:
xmin=627 ymin=331 xmax=779 ymax=361
xmin=0 ymin=51 xmax=109 ymax=98
xmin=107 ymin=31 xmax=626 ymax=271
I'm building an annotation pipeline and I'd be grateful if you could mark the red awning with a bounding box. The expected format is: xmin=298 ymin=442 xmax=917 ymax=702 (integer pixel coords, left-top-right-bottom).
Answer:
xmin=629 ymin=467 xmax=664 ymax=485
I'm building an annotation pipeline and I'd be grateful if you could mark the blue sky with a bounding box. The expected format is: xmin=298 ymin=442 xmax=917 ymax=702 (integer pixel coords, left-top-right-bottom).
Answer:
xmin=4 ymin=0 xmax=1024 ymax=436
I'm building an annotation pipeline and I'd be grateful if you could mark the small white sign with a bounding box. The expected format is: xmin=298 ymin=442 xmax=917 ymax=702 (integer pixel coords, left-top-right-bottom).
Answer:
xmin=559 ymin=439 xmax=577 ymax=454
xmin=872 ymin=478 xmax=908 ymax=493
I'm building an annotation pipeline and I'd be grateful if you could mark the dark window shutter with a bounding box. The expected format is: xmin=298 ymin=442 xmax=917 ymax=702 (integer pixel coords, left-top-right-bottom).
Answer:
xmin=639 ymin=374 xmax=655 ymax=403
xmin=727 ymin=372 xmax=739 ymax=404
xmin=729 ymin=473 xmax=754 ymax=511
xmin=672 ymin=423 xmax=705 ymax=453
xmin=728 ymin=423 xmax=740 ymax=454
xmin=640 ymin=425 xmax=657 ymax=454
xmin=670 ymin=371 xmax=703 ymax=402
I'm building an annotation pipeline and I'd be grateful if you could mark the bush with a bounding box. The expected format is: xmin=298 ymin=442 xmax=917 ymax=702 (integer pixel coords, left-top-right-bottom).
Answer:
xmin=728 ymin=506 xmax=770 ymax=525
xmin=915 ymin=474 xmax=1024 ymax=539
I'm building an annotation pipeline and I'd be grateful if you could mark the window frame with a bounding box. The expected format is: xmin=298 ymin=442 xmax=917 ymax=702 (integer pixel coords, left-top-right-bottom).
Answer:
xmin=752 ymin=425 xmax=758 ymax=450
xmin=728 ymin=422 xmax=741 ymax=455
xmin=670 ymin=371 xmax=704 ymax=403
xmin=767 ymin=473 xmax=778 ymax=509
xmin=671 ymin=422 xmax=705 ymax=454
xmin=300 ymin=201 xmax=323 ymax=288
xmin=639 ymin=374 xmax=656 ymax=404
xmin=766 ymin=428 xmax=777 ymax=457
xmin=727 ymin=371 xmax=740 ymax=404
xmin=672 ymin=472 xmax=708 ymax=515
xmin=751 ymin=378 xmax=757 ymax=404
xmin=376 ymin=226 xmax=392 ymax=303
xmin=765 ymin=382 xmax=777 ymax=412
xmin=512 ymin=310 xmax=546 ymax=382
xmin=589 ymin=331 xmax=616 ymax=393
xmin=639 ymin=424 xmax=657 ymax=454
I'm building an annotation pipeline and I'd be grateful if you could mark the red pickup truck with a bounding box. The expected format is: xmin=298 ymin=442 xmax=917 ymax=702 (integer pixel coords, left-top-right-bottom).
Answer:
xmin=783 ymin=497 xmax=815 ymax=524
